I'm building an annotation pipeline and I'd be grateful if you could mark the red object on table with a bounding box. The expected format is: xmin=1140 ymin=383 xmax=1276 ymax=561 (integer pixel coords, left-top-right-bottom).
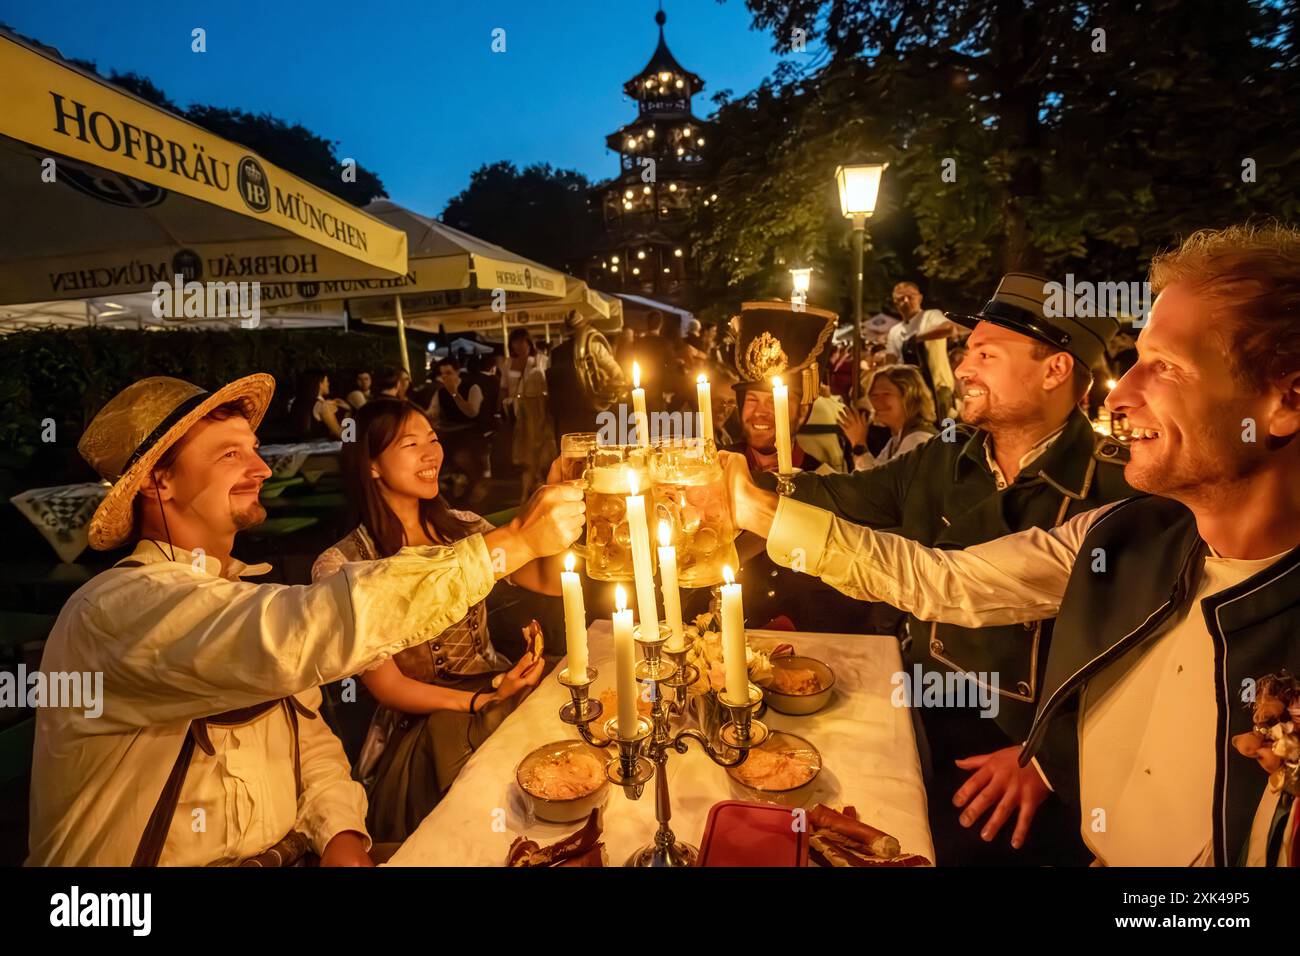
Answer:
xmin=697 ymin=800 xmax=809 ymax=867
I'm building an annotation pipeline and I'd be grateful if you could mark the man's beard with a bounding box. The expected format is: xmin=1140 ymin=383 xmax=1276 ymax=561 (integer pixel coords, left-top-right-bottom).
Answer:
xmin=232 ymin=501 xmax=267 ymax=530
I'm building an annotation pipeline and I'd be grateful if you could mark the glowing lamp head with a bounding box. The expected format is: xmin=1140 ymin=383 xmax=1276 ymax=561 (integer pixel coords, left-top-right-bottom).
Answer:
xmin=697 ymin=372 xmax=707 ymax=384
xmin=772 ymin=375 xmax=784 ymax=390
xmin=615 ymin=585 xmax=627 ymax=612
xmin=722 ymin=565 xmax=735 ymax=586
xmin=632 ymin=362 xmax=641 ymax=389
xmin=835 ymin=163 xmax=889 ymax=219
xmin=658 ymin=520 xmax=671 ymax=547
xmin=564 ymin=552 xmax=575 ymax=574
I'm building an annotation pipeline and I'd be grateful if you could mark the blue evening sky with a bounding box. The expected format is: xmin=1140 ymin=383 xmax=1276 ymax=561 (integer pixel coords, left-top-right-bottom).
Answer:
xmin=2 ymin=0 xmax=796 ymax=212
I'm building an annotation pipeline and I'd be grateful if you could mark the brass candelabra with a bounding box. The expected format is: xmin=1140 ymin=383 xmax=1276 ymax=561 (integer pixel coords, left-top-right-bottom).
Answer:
xmin=557 ymin=622 xmax=769 ymax=867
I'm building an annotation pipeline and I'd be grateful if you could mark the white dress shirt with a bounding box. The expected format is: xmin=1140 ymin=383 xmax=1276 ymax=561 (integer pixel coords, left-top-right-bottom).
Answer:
xmin=28 ymin=534 xmax=495 ymax=866
xmin=764 ymin=496 xmax=1292 ymax=865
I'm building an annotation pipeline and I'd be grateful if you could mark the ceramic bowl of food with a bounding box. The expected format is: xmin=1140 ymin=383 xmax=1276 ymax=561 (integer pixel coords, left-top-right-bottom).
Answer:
xmin=516 ymin=739 xmax=610 ymax=824
xmin=760 ymin=656 xmax=835 ymax=715
xmin=725 ymin=731 xmax=822 ymax=808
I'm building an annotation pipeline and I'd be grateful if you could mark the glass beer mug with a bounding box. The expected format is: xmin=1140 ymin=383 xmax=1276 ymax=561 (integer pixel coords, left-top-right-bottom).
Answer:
xmin=648 ymin=437 xmax=739 ymax=588
xmin=559 ymin=432 xmax=599 ymax=559
xmin=583 ymin=444 xmax=652 ymax=583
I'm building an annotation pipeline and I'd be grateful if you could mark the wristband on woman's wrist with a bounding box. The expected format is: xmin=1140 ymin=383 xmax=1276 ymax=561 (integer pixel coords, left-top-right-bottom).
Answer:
xmin=468 ymin=689 xmax=488 ymax=714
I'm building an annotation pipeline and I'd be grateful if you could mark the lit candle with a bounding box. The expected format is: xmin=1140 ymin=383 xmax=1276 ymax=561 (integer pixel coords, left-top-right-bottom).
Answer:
xmin=772 ymin=375 xmax=792 ymax=475
xmin=612 ymin=585 xmax=638 ymax=738
xmin=560 ymin=552 xmax=588 ymax=679
xmin=719 ymin=565 xmax=748 ymax=705
xmin=632 ymin=361 xmax=650 ymax=447
xmin=625 ymin=471 xmax=659 ymax=637
xmin=658 ymin=521 xmax=685 ymax=652
xmin=696 ymin=373 xmax=713 ymax=445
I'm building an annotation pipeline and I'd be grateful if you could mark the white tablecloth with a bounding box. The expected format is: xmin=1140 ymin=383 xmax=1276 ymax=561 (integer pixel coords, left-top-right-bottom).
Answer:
xmin=388 ymin=623 xmax=933 ymax=867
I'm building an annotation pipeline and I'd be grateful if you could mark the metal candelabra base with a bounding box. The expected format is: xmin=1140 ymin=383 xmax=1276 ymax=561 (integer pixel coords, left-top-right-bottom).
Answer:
xmin=557 ymin=623 xmax=768 ymax=867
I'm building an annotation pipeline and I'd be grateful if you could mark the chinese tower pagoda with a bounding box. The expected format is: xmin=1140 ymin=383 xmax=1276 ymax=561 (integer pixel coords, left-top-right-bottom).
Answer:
xmin=586 ymin=7 xmax=712 ymax=307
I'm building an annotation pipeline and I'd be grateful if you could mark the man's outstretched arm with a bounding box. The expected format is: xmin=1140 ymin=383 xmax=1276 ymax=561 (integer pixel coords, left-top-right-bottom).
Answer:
xmin=723 ymin=451 xmax=1106 ymax=627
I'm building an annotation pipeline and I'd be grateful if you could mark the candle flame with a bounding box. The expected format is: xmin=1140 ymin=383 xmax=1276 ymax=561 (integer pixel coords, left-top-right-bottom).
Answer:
xmin=772 ymin=375 xmax=783 ymax=389
xmin=633 ymin=361 xmax=641 ymax=389
xmin=723 ymin=565 xmax=735 ymax=585
xmin=627 ymin=470 xmax=639 ymax=496
xmin=615 ymin=584 xmax=627 ymax=612
xmin=697 ymin=372 xmax=707 ymax=384
xmin=658 ymin=520 xmax=671 ymax=547
xmin=564 ymin=551 xmax=575 ymax=573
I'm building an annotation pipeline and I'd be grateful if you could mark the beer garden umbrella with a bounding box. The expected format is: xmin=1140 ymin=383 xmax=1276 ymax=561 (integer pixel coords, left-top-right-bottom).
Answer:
xmin=0 ymin=29 xmax=407 ymax=306
xmin=256 ymin=200 xmax=580 ymax=370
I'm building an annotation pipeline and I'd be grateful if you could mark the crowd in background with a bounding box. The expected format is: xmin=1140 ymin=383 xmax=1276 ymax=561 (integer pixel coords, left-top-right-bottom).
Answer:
xmin=270 ymin=282 xmax=1140 ymax=510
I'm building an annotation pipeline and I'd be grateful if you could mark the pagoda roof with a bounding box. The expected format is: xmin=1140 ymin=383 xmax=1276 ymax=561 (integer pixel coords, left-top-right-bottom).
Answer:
xmin=623 ymin=10 xmax=704 ymax=99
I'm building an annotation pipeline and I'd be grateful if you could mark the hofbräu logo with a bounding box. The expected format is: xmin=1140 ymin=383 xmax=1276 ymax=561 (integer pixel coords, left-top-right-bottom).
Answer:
xmin=236 ymin=155 xmax=271 ymax=212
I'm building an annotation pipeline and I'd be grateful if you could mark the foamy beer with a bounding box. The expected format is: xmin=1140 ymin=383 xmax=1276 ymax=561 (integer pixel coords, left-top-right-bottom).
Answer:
xmin=559 ymin=432 xmax=598 ymax=484
xmin=584 ymin=445 xmax=652 ymax=582
xmin=648 ymin=438 xmax=739 ymax=588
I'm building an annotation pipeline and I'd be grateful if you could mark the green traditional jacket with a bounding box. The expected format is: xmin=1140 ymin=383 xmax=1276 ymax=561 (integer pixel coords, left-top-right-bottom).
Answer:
xmin=788 ymin=407 xmax=1135 ymax=741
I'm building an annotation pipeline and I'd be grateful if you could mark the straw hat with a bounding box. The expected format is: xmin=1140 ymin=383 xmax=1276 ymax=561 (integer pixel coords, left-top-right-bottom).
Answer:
xmin=78 ymin=374 xmax=275 ymax=550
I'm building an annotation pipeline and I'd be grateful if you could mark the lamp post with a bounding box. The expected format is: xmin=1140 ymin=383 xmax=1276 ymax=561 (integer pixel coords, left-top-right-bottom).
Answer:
xmin=834 ymin=163 xmax=888 ymax=402
xmin=789 ymin=267 xmax=811 ymax=310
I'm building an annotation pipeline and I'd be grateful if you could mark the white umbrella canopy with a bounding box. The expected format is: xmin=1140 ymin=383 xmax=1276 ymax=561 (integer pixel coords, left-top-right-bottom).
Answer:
xmin=0 ymin=294 xmax=346 ymax=333
xmin=360 ymin=277 xmax=623 ymax=341
xmin=0 ymin=30 xmax=407 ymax=305
xmin=255 ymin=200 xmax=569 ymax=309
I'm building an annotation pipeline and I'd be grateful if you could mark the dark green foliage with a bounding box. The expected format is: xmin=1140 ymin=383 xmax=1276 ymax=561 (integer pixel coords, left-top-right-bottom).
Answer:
xmin=0 ymin=328 xmax=419 ymax=491
xmin=690 ymin=0 xmax=1300 ymax=319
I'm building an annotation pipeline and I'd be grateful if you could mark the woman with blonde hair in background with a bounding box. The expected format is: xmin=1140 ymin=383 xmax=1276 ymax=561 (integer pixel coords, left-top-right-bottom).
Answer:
xmin=839 ymin=364 xmax=938 ymax=471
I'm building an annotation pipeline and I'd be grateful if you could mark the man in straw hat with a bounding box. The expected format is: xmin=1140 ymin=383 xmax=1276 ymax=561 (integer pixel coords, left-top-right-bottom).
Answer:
xmin=730 ymin=272 xmax=1134 ymax=865
xmin=28 ymin=373 xmax=584 ymax=866
xmin=725 ymin=224 xmax=1300 ymax=866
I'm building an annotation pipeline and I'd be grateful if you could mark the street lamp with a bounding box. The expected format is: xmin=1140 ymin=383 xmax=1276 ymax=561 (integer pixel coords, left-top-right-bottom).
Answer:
xmin=789 ymin=267 xmax=812 ymax=309
xmin=834 ymin=163 xmax=888 ymax=402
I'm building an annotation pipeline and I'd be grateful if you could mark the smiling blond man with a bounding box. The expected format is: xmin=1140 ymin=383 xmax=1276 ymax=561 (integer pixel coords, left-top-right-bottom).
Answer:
xmin=729 ymin=224 xmax=1300 ymax=866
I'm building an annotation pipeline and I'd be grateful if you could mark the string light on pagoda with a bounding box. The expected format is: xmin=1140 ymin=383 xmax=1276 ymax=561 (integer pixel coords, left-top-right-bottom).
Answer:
xmin=674 ymin=248 xmax=683 ymax=257
xmin=668 ymin=183 xmax=678 ymax=192
xmin=642 ymin=185 xmax=652 ymax=194
xmin=646 ymin=128 xmax=655 ymax=138
xmin=637 ymin=250 xmax=646 ymax=259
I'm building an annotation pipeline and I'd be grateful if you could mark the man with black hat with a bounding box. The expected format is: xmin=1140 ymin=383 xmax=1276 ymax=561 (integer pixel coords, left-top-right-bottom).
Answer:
xmin=742 ymin=274 xmax=1135 ymax=865
xmin=28 ymin=373 xmax=584 ymax=866
xmin=726 ymin=224 xmax=1300 ymax=867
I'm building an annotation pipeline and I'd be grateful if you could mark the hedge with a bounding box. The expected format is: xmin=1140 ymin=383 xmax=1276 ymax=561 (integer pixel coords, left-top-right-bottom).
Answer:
xmin=0 ymin=325 xmax=430 ymax=493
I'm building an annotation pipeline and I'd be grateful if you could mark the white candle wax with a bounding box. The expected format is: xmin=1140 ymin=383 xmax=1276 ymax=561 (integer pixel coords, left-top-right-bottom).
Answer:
xmin=772 ymin=375 xmax=792 ymax=474
xmin=632 ymin=361 xmax=650 ymax=447
xmin=560 ymin=552 xmax=588 ymax=679
xmin=719 ymin=565 xmax=749 ymax=705
xmin=612 ymin=585 xmax=638 ymax=738
xmin=625 ymin=471 xmax=659 ymax=637
xmin=658 ymin=521 xmax=685 ymax=652
xmin=696 ymin=373 xmax=713 ymax=445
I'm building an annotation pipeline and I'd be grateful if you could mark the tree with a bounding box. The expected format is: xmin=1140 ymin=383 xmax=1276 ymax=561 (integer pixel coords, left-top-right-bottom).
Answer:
xmin=442 ymin=161 xmax=600 ymax=271
xmin=39 ymin=39 xmax=389 ymax=206
xmin=691 ymin=0 xmax=1300 ymax=316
